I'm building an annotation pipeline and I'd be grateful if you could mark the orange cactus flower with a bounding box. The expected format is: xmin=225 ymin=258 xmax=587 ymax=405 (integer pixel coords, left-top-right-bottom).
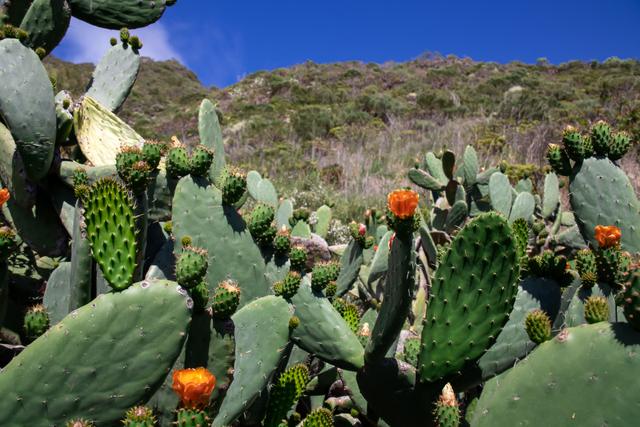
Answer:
xmin=0 ymin=189 xmax=9 ymax=206
xmin=387 ymin=189 xmax=419 ymax=219
xmin=172 ymin=367 xmax=216 ymax=409
xmin=594 ymin=225 xmax=621 ymax=249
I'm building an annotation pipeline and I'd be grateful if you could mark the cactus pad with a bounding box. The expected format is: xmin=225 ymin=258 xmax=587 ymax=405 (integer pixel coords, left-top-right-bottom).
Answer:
xmin=83 ymin=178 xmax=138 ymax=291
xmin=418 ymin=212 xmax=519 ymax=383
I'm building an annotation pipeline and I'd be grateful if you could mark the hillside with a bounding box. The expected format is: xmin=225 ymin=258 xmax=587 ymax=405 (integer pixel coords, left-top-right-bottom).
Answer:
xmin=44 ymin=54 xmax=640 ymax=221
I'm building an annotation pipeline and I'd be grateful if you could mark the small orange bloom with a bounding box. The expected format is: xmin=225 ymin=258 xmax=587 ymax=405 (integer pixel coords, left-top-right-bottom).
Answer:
xmin=172 ymin=367 xmax=216 ymax=409
xmin=0 ymin=189 xmax=10 ymax=206
xmin=387 ymin=189 xmax=419 ymax=219
xmin=594 ymin=225 xmax=621 ymax=249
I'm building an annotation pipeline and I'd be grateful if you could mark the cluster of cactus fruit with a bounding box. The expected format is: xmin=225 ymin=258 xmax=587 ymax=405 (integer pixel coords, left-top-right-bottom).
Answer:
xmin=1 ymin=1 xmax=640 ymax=427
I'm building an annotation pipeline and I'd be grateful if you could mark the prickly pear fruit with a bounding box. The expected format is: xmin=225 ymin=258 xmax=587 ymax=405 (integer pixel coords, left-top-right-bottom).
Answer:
xmin=190 ymin=281 xmax=209 ymax=313
xmin=608 ymin=131 xmax=632 ymax=161
xmin=23 ymin=304 xmax=50 ymax=342
xmin=584 ymin=296 xmax=608 ymax=324
xmin=576 ymin=249 xmax=598 ymax=287
xmin=273 ymin=227 xmax=291 ymax=255
xmin=190 ymin=145 xmax=214 ymax=177
xmin=248 ymin=203 xmax=276 ymax=246
xmin=274 ymin=271 xmax=302 ymax=299
xmin=176 ymin=246 xmax=208 ymax=289
xmin=289 ymin=246 xmax=307 ymax=272
xmin=524 ymin=309 xmax=552 ymax=344
xmin=175 ymin=408 xmax=209 ymax=427
xmin=211 ymin=280 xmax=241 ymax=319
xmin=590 ymin=120 xmax=611 ymax=156
xmin=311 ymin=262 xmax=337 ymax=292
xmin=546 ymin=144 xmax=571 ymax=176
xmin=116 ymin=146 xmax=143 ymax=179
xmin=434 ymin=383 xmax=460 ymax=427
xmin=122 ymin=405 xmax=156 ymax=427
xmin=142 ymin=141 xmax=164 ymax=170
xmin=332 ymin=298 xmax=360 ymax=333
xmin=166 ymin=146 xmax=190 ymax=179
xmin=221 ymin=167 xmax=246 ymax=205
xmin=325 ymin=281 xmax=337 ymax=299
xmin=66 ymin=419 xmax=95 ymax=427
xmin=562 ymin=126 xmax=586 ymax=161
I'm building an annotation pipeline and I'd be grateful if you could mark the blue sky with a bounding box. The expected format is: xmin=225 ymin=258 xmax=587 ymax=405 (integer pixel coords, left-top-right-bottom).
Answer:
xmin=54 ymin=0 xmax=640 ymax=88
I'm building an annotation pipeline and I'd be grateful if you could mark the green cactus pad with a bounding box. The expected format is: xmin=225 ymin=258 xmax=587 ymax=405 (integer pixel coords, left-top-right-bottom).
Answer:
xmin=83 ymin=178 xmax=138 ymax=291
xmin=74 ymin=96 xmax=144 ymax=166
xmin=314 ymin=205 xmax=332 ymax=238
xmin=478 ymin=277 xmax=561 ymax=380
xmin=471 ymin=322 xmax=640 ymax=427
xmin=67 ymin=0 xmax=173 ymax=29
xmin=276 ymin=199 xmax=294 ymax=229
xmin=565 ymin=282 xmax=624 ymax=327
xmin=541 ymin=172 xmax=560 ymax=218
xmin=264 ymin=364 xmax=310 ymax=427
xmin=418 ymin=213 xmax=519 ymax=383
xmin=335 ymin=240 xmax=364 ymax=296
xmin=198 ymin=99 xmax=225 ymax=181
xmin=365 ymin=229 xmax=414 ymax=363
xmin=569 ymin=157 xmax=640 ymax=253
xmin=290 ymin=277 xmax=364 ymax=370
xmin=172 ymin=175 xmax=271 ymax=308
xmin=19 ymin=0 xmax=70 ymax=54
xmin=0 ymin=280 xmax=190 ymax=426
xmin=0 ymin=122 xmax=36 ymax=208
xmin=212 ymin=296 xmax=292 ymax=427
xmin=85 ymin=39 xmax=140 ymax=112
xmin=508 ymin=192 xmax=535 ymax=224
xmin=488 ymin=172 xmax=512 ymax=217
xmin=0 ymin=39 xmax=55 ymax=180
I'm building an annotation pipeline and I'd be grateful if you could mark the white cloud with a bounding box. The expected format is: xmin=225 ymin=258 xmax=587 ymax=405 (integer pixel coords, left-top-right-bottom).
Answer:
xmin=60 ymin=18 xmax=185 ymax=64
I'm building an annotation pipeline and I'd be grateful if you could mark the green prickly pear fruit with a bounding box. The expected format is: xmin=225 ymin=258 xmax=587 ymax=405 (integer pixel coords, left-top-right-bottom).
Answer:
xmin=122 ymin=405 xmax=157 ymax=427
xmin=562 ymin=125 xmax=586 ymax=161
xmin=221 ymin=167 xmax=247 ymax=205
xmin=126 ymin=161 xmax=152 ymax=193
xmin=72 ymin=168 xmax=89 ymax=188
xmin=273 ymin=226 xmax=292 ymax=255
xmin=163 ymin=221 xmax=173 ymax=234
xmin=248 ymin=203 xmax=276 ymax=246
xmin=289 ymin=246 xmax=307 ymax=272
xmin=325 ymin=281 xmax=337 ymax=299
xmin=35 ymin=47 xmax=45 ymax=59
xmin=289 ymin=315 xmax=300 ymax=330
xmin=332 ymin=298 xmax=360 ymax=333
xmin=110 ymin=37 xmax=117 ymax=46
xmin=176 ymin=246 xmax=208 ymax=289
xmin=175 ymin=408 xmax=209 ymax=427
xmin=621 ymin=273 xmax=640 ymax=331
xmin=274 ymin=272 xmax=302 ymax=299
xmin=402 ymin=337 xmax=420 ymax=367
xmin=608 ymin=131 xmax=632 ymax=161
xmin=576 ymin=249 xmax=598 ymax=287
xmin=311 ymin=261 xmax=336 ymax=292
xmin=289 ymin=208 xmax=310 ymax=227
xmin=434 ymin=383 xmax=460 ymax=427
xmin=190 ymin=281 xmax=209 ymax=313
xmin=264 ymin=364 xmax=310 ymax=427
xmin=189 ymin=145 xmax=214 ymax=177
xmin=546 ymin=144 xmax=572 ymax=176
xmin=181 ymin=236 xmax=192 ymax=247
xmin=66 ymin=419 xmax=95 ymax=427
xmin=590 ymin=120 xmax=612 ymax=156
xmin=166 ymin=146 xmax=191 ymax=179
xmin=584 ymin=296 xmax=609 ymax=324
xmin=23 ymin=304 xmax=50 ymax=342
xmin=120 ymin=28 xmax=130 ymax=43
xmin=528 ymin=251 xmax=569 ymax=283
xmin=211 ymin=280 xmax=241 ymax=319
xmin=524 ymin=309 xmax=552 ymax=344
xmin=595 ymin=246 xmax=625 ymax=288
xmin=142 ymin=141 xmax=164 ymax=170
xmin=531 ymin=220 xmax=545 ymax=236
xmin=129 ymin=35 xmax=142 ymax=50
xmin=301 ymin=408 xmax=333 ymax=427
xmin=0 ymin=226 xmax=16 ymax=261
